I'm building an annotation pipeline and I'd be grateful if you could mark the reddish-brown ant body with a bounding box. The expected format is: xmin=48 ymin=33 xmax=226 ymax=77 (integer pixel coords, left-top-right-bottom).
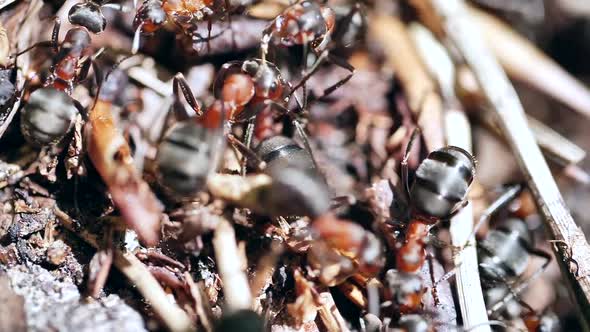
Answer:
xmin=311 ymin=214 xmax=384 ymax=281
xmin=213 ymin=58 xmax=286 ymax=123
xmin=213 ymin=57 xmax=325 ymax=173
xmin=16 ymin=19 xmax=98 ymax=94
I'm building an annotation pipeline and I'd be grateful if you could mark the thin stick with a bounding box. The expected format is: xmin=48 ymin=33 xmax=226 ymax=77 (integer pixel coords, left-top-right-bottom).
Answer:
xmin=476 ymin=106 xmax=587 ymax=166
xmin=469 ymin=6 xmax=590 ymax=119
xmin=369 ymin=15 xmax=445 ymax=151
xmin=213 ymin=219 xmax=252 ymax=312
xmin=429 ymin=0 xmax=590 ymax=328
xmin=409 ymin=21 xmax=491 ymax=331
xmin=54 ymin=207 xmax=194 ymax=332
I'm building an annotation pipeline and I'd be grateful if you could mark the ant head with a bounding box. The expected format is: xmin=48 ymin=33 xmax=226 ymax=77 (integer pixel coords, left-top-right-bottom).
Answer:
xmin=242 ymin=59 xmax=285 ymax=101
xmin=273 ymin=1 xmax=330 ymax=47
xmin=134 ymin=0 xmax=166 ymax=34
xmin=220 ymin=73 xmax=255 ymax=109
xmin=68 ymin=2 xmax=107 ymax=34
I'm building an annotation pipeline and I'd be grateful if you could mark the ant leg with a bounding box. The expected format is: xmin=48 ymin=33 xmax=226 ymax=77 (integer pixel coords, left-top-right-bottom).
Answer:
xmin=227 ymin=133 xmax=266 ymax=171
xmin=401 ymin=127 xmax=420 ymax=200
xmin=11 ymin=41 xmax=53 ymax=57
xmin=460 ymin=184 xmax=523 ymax=250
xmin=263 ymin=99 xmax=320 ymax=170
xmin=309 ymin=54 xmax=355 ymax=103
xmin=77 ymin=47 xmax=106 ymax=85
xmin=173 ymin=72 xmax=202 ymax=119
xmin=288 ymin=52 xmax=355 ymax=104
xmin=287 ymin=50 xmax=328 ymax=99
xmin=73 ymin=100 xmax=88 ymax=121
xmin=11 ymin=17 xmax=60 ymax=57
xmin=206 ymin=19 xmax=213 ymax=53
xmin=51 ymin=17 xmax=61 ymax=53
xmin=488 ymin=246 xmax=551 ymax=316
xmin=292 ymin=119 xmax=319 ymax=170
xmin=240 ymin=120 xmax=255 ymax=176
xmin=132 ymin=24 xmax=143 ymax=55
xmin=426 ymin=253 xmax=441 ymax=306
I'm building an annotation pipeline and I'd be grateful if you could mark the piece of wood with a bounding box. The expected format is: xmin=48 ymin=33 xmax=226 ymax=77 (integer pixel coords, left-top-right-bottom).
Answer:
xmin=445 ymin=110 xmax=490 ymax=332
xmin=470 ymin=6 xmax=590 ymax=119
xmin=87 ymin=99 xmax=163 ymax=246
xmin=455 ymin=65 xmax=587 ymax=166
xmin=429 ymin=0 xmax=590 ymax=329
xmin=213 ymin=219 xmax=253 ymax=312
xmin=369 ymin=15 xmax=445 ymax=151
xmin=409 ymin=22 xmax=490 ymax=331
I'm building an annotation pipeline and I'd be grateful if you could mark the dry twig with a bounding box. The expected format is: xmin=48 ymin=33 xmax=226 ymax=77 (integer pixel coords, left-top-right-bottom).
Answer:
xmin=470 ymin=6 xmax=590 ymax=119
xmin=369 ymin=15 xmax=445 ymax=151
xmin=429 ymin=0 xmax=590 ymax=328
xmin=213 ymin=219 xmax=252 ymax=312
xmin=408 ymin=22 xmax=490 ymax=331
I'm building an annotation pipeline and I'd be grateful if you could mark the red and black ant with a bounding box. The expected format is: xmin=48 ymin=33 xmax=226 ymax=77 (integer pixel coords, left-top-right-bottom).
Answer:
xmin=379 ymin=128 xmax=476 ymax=313
xmin=212 ymin=57 xmax=326 ymax=175
xmin=14 ymin=18 xmax=101 ymax=94
xmin=261 ymin=0 xmax=357 ymax=108
xmin=13 ymin=18 xmax=104 ymax=146
xmin=132 ymin=0 xmax=239 ymax=54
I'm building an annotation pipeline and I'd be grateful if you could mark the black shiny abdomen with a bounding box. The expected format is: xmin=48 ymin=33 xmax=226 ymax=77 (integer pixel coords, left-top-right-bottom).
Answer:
xmin=410 ymin=146 xmax=475 ymax=218
xmin=254 ymin=136 xmax=329 ymax=218
xmin=68 ymin=2 xmax=107 ymax=34
xmin=478 ymin=217 xmax=532 ymax=283
xmin=156 ymin=121 xmax=222 ymax=195
xmin=20 ymin=88 xmax=78 ymax=146
xmin=254 ymin=136 xmax=315 ymax=174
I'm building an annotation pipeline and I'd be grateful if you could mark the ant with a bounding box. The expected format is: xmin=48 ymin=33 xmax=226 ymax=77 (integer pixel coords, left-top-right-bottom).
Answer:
xmin=381 ymin=128 xmax=476 ymax=313
xmin=132 ymin=0 xmax=236 ymax=54
xmin=14 ymin=18 xmax=102 ymax=146
xmin=261 ymin=0 xmax=357 ymax=109
xmin=68 ymin=0 xmax=128 ymax=34
xmin=154 ymin=71 xmax=271 ymax=197
xmin=14 ymin=18 xmax=101 ymax=94
xmin=212 ymin=57 xmax=327 ymax=175
xmin=470 ymin=187 xmax=552 ymax=322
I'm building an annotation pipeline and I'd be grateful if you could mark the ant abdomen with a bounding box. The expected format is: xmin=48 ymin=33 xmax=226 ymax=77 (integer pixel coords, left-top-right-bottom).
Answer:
xmin=410 ymin=146 xmax=476 ymax=219
xmin=156 ymin=121 xmax=221 ymax=195
xmin=254 ymin=135 xmax=315 ymax=174
xmin=479 ymin=217 xmax=532 ymax=282
xmin=20 ymin=88 xmax=79 ymax=146
xmin=68 ymin=2 xmax=107 ymax=34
